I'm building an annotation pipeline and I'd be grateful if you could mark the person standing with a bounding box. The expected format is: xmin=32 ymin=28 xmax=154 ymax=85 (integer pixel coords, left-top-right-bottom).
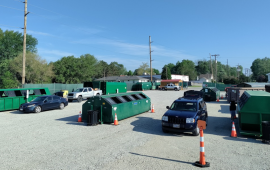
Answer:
xmin=230 ymin=101 xmax=236 ymax=120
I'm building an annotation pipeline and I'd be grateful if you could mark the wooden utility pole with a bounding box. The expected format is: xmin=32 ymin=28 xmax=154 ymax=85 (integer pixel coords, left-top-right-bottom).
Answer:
xmin=211 ymin=54 xmax=219 ymax=87
xmin=149 ymin=36 xmax=153 ymax=82
xmin=166 ymin=67 xmax=167 ymax=80
xmin=22 ymin=0 xmax=29 ymax=86
xmin=227 ymin=59 xmax=229 ymax=77
xmin=236 ymin=63 xmax=240 ymax=80
xmin=209 ymin=53 xmax=213 ymax=80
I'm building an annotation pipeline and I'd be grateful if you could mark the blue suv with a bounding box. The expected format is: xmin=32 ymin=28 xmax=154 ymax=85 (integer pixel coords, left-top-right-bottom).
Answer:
xmin=162 ymin=93 xmax=208 ymax=136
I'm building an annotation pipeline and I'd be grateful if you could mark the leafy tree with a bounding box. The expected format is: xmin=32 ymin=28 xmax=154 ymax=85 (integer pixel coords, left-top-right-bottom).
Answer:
xmin=10 ymin=52 xmax=54 ymax=84
xmin=133 ymin=69 xmax=139 ymax=75
xmin=153 ymin=68 xmax=160 ymax=75
xmin=166 ymin=63 xmax=176 ymax=74
xmin=251 ymin=57 xmax=270 ymax=81
xmin=127 ymin=70 xmax=133 ymax=76
xmin=94 ymin=60 xmax=109 ymax=79
xmin=0 ymin=28 xmax=38 ymax=61
xmin=257 ymin=75 xmax=267 ymax=82
xmin=136 ymin=62 xmax=150 ymax=75
xmin=161 ymin=66 xmax=171 ymax=80
xmin=107 ymin=62 xmax=126 ymax=76
xmin=175 ymin=60 xmax=197 ymax=80
xmin=195 ymin=60 xmax=210 ymax=75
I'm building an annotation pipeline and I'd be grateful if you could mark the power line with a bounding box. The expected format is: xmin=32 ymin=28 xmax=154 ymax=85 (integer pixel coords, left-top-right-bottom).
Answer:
xmin=0 ymin=24 xmax=21 ymax=29
xmin=0 ymin=4 xmax=24 ymax=11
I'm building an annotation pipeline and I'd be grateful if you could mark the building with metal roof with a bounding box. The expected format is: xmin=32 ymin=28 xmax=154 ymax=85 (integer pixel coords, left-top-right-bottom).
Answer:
xmin=237 ymin=82 xmax=270 ymax=87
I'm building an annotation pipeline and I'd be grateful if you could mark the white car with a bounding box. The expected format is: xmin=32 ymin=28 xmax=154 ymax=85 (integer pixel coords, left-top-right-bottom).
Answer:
xmin=67 ymin=87 xmax=102 ymax=102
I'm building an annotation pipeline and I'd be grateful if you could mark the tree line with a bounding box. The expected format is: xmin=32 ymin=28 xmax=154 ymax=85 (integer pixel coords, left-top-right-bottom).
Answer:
xmin=0 ymin=28 xmax=269 ymax=88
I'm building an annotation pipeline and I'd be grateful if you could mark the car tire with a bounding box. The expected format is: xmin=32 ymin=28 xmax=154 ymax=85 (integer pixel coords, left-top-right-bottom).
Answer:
xmin=96 ymin=93 xmax=100 ymax=96
xmin=34 ymin=106 xmax=41 ymax=113
xmin=162 ymin=88 xmax=165 ymax=91
xmin=59 ymin=103 xmax=65 ymax=110
xmin=174 ymin=88 xmax=178 ymax=91
xmin=192 ymin=126 xmax=200 ymax=136
xmin=77 ymin=96 xmax=82 ymax=103
xmin=162 ymin=127 xmax=169 ymax=133
xmin=68 ymin=99 xmax=73 ymax=102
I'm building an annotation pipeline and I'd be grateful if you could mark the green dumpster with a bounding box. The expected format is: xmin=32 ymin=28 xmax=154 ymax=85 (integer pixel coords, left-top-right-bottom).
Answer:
xmin=132 ymin=82 xmax=152 ymax=91
xmin=0 ymin=88 xmax=51 ymax=111
xmin=237 ymin=91 xmax=270 ymax=137
xmin=82 ymin=92 xmax=151 ymax=123
xmin=100 ymin=82 xmax=127 ymax=95
xmin=200 ymin=87 xmax=220 ymax=101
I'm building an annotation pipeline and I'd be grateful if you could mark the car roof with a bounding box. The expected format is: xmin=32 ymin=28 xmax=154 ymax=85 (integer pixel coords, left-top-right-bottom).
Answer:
xmin=175 ymin=97 xmax=202 ymax=102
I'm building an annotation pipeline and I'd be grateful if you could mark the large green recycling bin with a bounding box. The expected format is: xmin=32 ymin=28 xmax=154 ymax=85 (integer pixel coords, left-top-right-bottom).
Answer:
xmin=100 ymin=82 xmax=127 ymax=95
xmin=82 ymin=92 xmax=151 ymax=123
xmin=0 ymin=88 xmax=51 ymax=111
xmin=200 ymin=87 xmax=220 ymax=101
xmin=132 ymin=82 xmax=152 ymax=91
xmin=237 ymin=91 xmax=270 ymax=137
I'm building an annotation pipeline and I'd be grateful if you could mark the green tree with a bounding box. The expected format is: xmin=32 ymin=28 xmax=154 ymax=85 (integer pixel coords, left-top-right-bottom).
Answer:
xmin=136 ymin=62 xmax=150 ymax=75
xmin=10 ymin=52 xmax=54 ymax=84
xmin=94 ymin=60 xmax=109 ymax=79
xmin=107 ymin=62 xmax=126 ymax=76
xmin=0 ymin=28 xmax=38 ymax=61
xmin=133 ymin=69 xmax=139 ymax=75
xmin=174 ymin=60 xmax=197 ymax=80
xmin=161 ymin=66 xmax=171 ymax=80
xmin=251 ymin=57 xmax=270 ymax=81
xmin=153 ymin=68 xmax=160 ymax=75
xmin=127 ymin=70 xmax=133 ymax=76
xmin=195 ymin=60 xmax=210 ymax=75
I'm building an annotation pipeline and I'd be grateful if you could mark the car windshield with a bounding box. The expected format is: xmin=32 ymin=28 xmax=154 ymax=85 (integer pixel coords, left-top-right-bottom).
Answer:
xmin=170 ymin=101 xmax=197 ymax=111
xmin=74 ymin=88 xmax=83 ymax=92
xmin=31 ymin=97 xmax=47 ymax=102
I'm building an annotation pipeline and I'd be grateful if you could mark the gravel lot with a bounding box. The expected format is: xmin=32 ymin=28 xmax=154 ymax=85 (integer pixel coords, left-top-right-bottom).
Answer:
xmin=1 ymin=87 xmax=270 ymax=170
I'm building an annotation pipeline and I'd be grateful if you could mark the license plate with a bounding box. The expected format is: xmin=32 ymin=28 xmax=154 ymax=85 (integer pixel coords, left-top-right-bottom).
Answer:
xmin=173 ymin=124 xmax=180 ymax=128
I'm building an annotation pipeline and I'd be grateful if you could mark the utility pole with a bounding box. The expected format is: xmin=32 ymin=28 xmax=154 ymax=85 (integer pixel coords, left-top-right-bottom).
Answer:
xmin=211 ymin=54 xmax=219 ymax=87
xmin=149 ymin=36 xmax=153 ymax=82
xmin=227 ymin=59 xmax=229 ymax=77
xmin=22 ymin=0 xmax=29 ymax=86
xmin=209 ymin=53 xmax=213 ymax=80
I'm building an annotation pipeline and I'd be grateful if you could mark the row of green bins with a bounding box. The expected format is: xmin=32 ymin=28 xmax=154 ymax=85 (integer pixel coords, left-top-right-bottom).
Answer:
xmin=200 ymin=87 xmax=220 ymax=101
xmin=0 ymin=88 xmax=51 ymax=111
xmin=237 ymin=91 xmax=270 ymax=137
xmin=100 ymin=82 xmax=127 ymax=95
xmin=82 ymin=92 xmax=151 ymax=123
xmin=132 ymin=82 xmax=152 ymax=91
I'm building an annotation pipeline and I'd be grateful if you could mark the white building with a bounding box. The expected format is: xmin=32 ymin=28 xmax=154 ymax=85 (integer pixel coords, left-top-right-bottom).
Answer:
xmin=198 ymin=74 xmax=213 ymax=82
xmin=171 ymin=74 xmax=189 ymax=81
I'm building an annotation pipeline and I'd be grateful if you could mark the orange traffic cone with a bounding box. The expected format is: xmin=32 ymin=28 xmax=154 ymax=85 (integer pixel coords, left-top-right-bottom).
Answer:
xmin=78 ymin=111 xmax=82 ymax=122
xmin=151 ymin=104 xmax=155 ymax=113
xmin=194 ymin=128 xmax=210 ymax=167
xmin=114 ymin=113 xmax=118 ymax=125
xmin=231 ymin=121 xmax=237 ymax=137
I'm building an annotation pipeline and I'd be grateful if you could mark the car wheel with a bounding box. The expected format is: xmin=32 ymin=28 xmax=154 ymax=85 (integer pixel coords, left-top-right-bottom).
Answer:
xmin=77 ymin=96 xmax=82 ymax=103
xmin=59 ymin=103 xmax=65 ymax=110
xmin=192 ymin=126 xmax=200 ymax=136
xmin=162 ymin=127 xmax=169 ymax=133
xmin=162 ymin=88 xmax=165 ymax=91
xmin=34 ymin=106 xmax=41 ymax=113
xmin=96 ymin=93 xmax=100 ymax=96
xmin=174 ymin=88 xmax=178 ymax=91
xmin=68 ymin=99 xmax=73 ymax=102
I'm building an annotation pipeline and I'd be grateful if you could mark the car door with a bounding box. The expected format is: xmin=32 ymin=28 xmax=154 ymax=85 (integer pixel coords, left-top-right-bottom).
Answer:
xmin=43 ymin=96 xmax=53 ymax=110
xmin=88 ymin=88 xmax=94 ymax=97
xmin=52 ymin=96 xmax=61 ymax=108
xmin=82 ymin=88 xmax=88 ymax=99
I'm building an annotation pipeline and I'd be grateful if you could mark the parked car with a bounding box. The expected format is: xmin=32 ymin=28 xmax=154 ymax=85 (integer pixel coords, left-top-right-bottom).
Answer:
xmin=19 ymin=95 xmax=68 ymax=113
xmin=67 ymin=87 xmax=102 ymax=103
xmin=161 ymin=83 xmax=180 ymax=91
xmin=161 ymin=95 xmax=208 ymax=136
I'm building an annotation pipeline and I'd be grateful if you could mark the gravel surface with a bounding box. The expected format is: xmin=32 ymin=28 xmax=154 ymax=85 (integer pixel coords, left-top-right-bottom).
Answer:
xmin=0 ymin=87 xmax=270 ymax=170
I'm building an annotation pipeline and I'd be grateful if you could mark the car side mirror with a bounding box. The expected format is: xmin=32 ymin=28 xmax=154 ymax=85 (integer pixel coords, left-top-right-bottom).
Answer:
xmin=166 ymin=106 xmax=170 ymax=109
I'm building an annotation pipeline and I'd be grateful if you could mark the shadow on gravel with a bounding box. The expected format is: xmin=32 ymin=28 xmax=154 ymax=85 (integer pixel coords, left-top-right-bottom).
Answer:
xmin=131 ymin=117 xmax=198 ymax=137
xmin=205 ymin=116 xmax=263 ymax=144
xmin=129 ymin=152 xmax=193 ymax=165
xmin=218 ymin=105 xmax=230 ymax=114
xmin=55 ymin=115 xmax=85 ymax=126
xmin=9 ymin=110 xmax=25 ymax=114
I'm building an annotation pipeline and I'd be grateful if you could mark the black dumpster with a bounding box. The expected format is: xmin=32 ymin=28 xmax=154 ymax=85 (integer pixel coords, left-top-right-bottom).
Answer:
xmin=262 ymin=121 xmax=270 ymax=143
xmin=87 ymin=110 xmax=99 ymax=126
xmin=54 ymin=91 xmax=64 ymax=97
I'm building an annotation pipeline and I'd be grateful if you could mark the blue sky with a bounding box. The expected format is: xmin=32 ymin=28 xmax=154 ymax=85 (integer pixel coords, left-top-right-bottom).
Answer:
xmin=1 ymin=0 xmax=270 ymax=74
